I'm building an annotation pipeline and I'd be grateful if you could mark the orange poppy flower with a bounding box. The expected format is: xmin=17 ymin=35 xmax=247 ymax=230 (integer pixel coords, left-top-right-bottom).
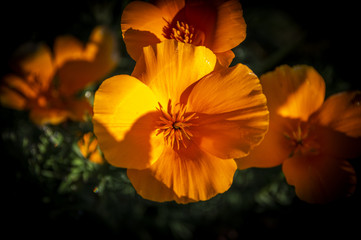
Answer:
xmin=0 ymin=26 xmax=118 ymax=125
xmin=236 ymin=65 xmax=361 ymax=204
xmin=78 ymin=132 xmax=104 ymax=164
xmin=93 ymin=40 xmax=268 ymax=203
xmin=121 ymin=0 xmax=246 ymax=67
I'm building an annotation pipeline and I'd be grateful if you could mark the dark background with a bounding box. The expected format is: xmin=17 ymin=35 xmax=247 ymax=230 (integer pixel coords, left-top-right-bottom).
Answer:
xmin=2 ymin=0 xmax=360 ymax=238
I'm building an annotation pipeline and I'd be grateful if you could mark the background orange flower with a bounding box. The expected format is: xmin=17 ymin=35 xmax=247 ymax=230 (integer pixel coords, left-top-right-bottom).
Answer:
xmin=236 ymin=65 xmax=361 ymax=203
xmin=0 ymin=26 xmax=118 ymax=125
xmin=121 ymin=0 xmax=246 ymax=67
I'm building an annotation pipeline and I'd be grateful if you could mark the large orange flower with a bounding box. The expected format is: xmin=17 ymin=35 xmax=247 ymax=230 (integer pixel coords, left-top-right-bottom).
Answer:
xmin=0 ymin=26 xmax=118 ymax=125
xmin=121 ymin=0 xmax=246 ymax=67
xmin=236 ymin=65 xmax=361 ymax=204
xmin=93 ymin=40 xmax=268 ymax=203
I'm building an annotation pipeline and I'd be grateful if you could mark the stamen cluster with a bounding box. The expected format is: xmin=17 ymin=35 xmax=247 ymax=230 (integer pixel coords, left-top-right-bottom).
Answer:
xmin=156 ymin=101 xmax=198 ymax=149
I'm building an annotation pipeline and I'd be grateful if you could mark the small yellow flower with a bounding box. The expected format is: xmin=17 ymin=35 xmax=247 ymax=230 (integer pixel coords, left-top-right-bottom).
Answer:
xmin=78 ymin=132 xmax=103 ymax=164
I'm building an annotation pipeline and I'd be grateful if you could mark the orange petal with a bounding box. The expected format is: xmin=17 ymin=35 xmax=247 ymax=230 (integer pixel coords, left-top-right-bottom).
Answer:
xmin=186 ymin=64 xmax=268 ymax=159
xmin=64 ymin=97 xmax=92 ymax=122
xmin=236 ymin=115 xmax=291 ymax=169
xmin=29 ymin=107 xmax=69 ymax=125
xmin=132 ymin=40 xmax=216 ymax=107
xmin=121 ymin=1 xmax=166 ymax=41
xmin=53 ymin=35 xmax=86 ymax=68
xmin=57 ymin=26 xmax=118 ymax=96
xmin=127 ymin=168 xmax=196 ymax=204
xmin=261 ymin=65 xmax=325 ymax=121
xmin=211 ymin=0 xmax=246 ymax=52
xmin=313 ymin=91 xmax=361 ymax=137
xmin=155 ymin=0 xmax=185 ymax=21
xmin=123 ymin=29 xmax=161 ymax=60
xmin=2 ymin=74 xmax=38 ymax=99
xmin=12 ymin=43 xmax=54 ymax=91
xmin=283 ymin=154 xmax=356 ymax=204
xmin=92 ymin=75 xmax=163 ymax=170
xmin=0 ymin=85 xmax=27 ymax=110
xmin=214 ymin=50 xmax=235 ymax=68
xmin=130 ymin=143 xmax=237 ymax=202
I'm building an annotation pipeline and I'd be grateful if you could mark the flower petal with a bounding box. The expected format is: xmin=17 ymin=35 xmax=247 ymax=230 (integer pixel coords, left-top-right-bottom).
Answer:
xmin=121 ymin=1 xmax=166 ymax=41
xmin=313 ymin=91 xmax=361 ymax=137
xmin=214 ymin=50 xmax=235 ymax=68
xmin=282 ymin=124 xmax=360 ymax=204
xmin=133 ymin=40 xmax=217 ymax=106
xmin=211 ymin=0 xmax=246 ymax=52
xmin=0 ymin=85 xmax=27 ymax=110
xmin=236 ymin=115 xmax=291 ymax=169
xmin=64 ymin=97 xmax=92 ymax=122
xmin=131 ymin=143 xmax=237 ymax=202
xmin=261 ymin=65 xmax=325 ymax=121
xmin=283 ymin=154 xmax=356 ymax=204
xmin=2 ymin=74 xmax=38 ymax=99
xmin=186 ymin=63 xmax=268 ymax=159
xmin=123 ymin=29 xmax=161 ymax=60
xmin=53 ymin=35 xmax=86 ymax=68
xmin=127 ymin=168 xmax=196 ymax=204
xmin=57 ymin=26 xmax=118 ymax=96
xmin=29 ymin=107 xmax=69 ymax=125
xmin=12 ymin=43 xmax=54 ymax=91
xmin=92 ymin=75 xmax=163 ymax=170
xmin=155 ymin=0 xmax=185 ymax=21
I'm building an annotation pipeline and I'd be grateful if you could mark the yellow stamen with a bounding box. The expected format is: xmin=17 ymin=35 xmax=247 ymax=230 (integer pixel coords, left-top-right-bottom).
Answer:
xmin=163 ymin=20 xmax=197 ymax=44
xmin=156 ymin=100 xmax=198 ymax=149
xmin=283 ymin=121 xmax=319 ymax=157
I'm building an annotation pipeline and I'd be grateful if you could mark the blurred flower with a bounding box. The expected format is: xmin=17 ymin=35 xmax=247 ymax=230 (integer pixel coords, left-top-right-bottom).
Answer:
xmin=121 ymin=0 xmax=246 ymax=67
xmin=78 ymin=132 xmax=103 ymax=164
xmin=93 ymin=40 xmax=268 ymax=203
xmin=236 ymin=65 xmax=361 ymax=204
xmin=0 ymin=26 xmax=118 ymax=125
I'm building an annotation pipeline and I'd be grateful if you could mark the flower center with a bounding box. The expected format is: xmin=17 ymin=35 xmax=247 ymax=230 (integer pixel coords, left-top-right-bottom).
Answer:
xmin=156 ymin=100 xmax=198 ymax=149
xmin=163 ymin=20 xmax=204 ymax=45
xmin=283 ymin=121 xmax=319 ymax=158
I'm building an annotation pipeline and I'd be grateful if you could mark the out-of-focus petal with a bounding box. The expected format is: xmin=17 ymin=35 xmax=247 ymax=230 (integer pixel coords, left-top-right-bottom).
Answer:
xmin=65 ymin=97 xmax=92 ymax=122
xmin=92 ymin=75 xmax=163 ymax=170
xmin=133 ymin=40 xmax=216 ymax=106
xmin=283 ymin=154 xmax=356 ymax=204
xmin=0 ymin=85 xmax=27 ymax=110
xmin=57 ymin=26 xmax=118 ymax=96
xmin=29 ymin=107 xmax=69 ymax=125
xmin=53 ymin=35 xmax=86 ymax=68
xmin=186 ymin=64 xmax=268 ymax=159
xmin=261 ymin=65 xmax=325 ymax=121
xmin=130 ymin=143 xmax=237 ymax=202
xmin=12 ymin=43 xmax=54 ymax=91
xmin=313 ymin=91 xmax=361 ymax=137
xmin=211 ymin=0 xmax=246 ymax=52
xmin=2 ymin=74 xmax=38 ymax=99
